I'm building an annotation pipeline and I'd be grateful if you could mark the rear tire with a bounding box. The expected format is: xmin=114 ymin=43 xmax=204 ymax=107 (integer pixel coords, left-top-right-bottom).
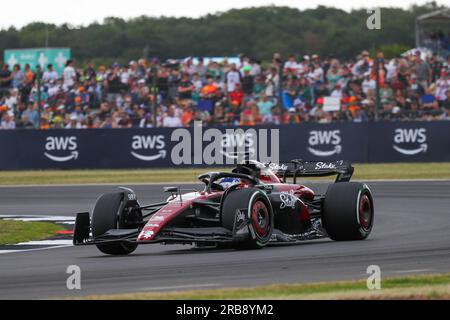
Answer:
xmin=91 ymin=192 xmax=138 ymax=255
xmin=221 ymin=188 xmax=274 ymax=249
xmin=322 ymin=182 xmax=374 ymax=241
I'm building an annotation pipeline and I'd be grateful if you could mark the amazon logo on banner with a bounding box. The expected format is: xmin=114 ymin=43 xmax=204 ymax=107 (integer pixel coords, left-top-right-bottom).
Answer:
xmin=131 ymin=135 xmax=166 ymax=161
xmin=44 ymin=136 xmax=78 ymax=162
xmin=220 ymin=132 xmax=255 ymax=159
xmin=393 ymin=128 xmax=428 ymax=155
xmin=307 ymin=130 xmax=342 ymax=157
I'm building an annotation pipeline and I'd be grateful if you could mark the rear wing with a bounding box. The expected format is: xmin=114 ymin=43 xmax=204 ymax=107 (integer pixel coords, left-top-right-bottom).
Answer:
xmin=271 ymin=159 xmax=354 ymax=183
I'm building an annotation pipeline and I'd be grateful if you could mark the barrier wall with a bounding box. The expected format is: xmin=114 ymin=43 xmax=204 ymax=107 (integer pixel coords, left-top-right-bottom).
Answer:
xmin=0 ymin=121 xmax=449 ymax=169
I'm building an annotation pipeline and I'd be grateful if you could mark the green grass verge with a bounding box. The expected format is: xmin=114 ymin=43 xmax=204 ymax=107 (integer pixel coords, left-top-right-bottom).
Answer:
xmin=0 ymin=220 xmax=62 ymax=245
xmin=78 ymin=273 xmax=450 ymax=300
xmin=1 ymin=163 xmax=450 ymax=185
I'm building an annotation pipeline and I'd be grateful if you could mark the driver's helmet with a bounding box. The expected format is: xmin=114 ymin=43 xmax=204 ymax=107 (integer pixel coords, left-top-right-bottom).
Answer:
xmin=218 ymin=177 xmax=241 ymax=190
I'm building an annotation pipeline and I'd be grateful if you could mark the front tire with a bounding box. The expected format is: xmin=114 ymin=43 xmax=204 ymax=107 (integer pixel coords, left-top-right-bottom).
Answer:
xmin=322 ymin=182 xmax=374 ymax=241
xmin=221 ymin=188 xmax=274 ymax=249
xmin=91 ymin=192 xmax=138 ymax=255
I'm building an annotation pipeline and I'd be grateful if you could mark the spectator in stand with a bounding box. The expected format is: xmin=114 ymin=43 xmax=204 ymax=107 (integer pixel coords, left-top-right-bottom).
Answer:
xmin=191 ymin=73 xmax=203 ymax=92
xmin=182 ymin=58 xmax=195 ymax=76
xmin=240 ymin=103 xmax=255 ymax=126
xmin=199 ymin=76 xmax=219 ymax=115
xmin=63 ymin=60 xmax=77 ymax=90
xmin=3 ymin=89 xmax=18 ymax=114
xmin=23 ymin=64 xmax=33 ymax=84
xmin=43 ymin=64 xmax=58 ymax=84
xmin=271 ymin=52 xmax=282 ymax=71
xmin=385 ymin=59 xmax=397 ymax=82
xmin=226 ymin=63 xmax=241 ymax=93
xmin=206 ymin=61 xmax=222 ymax=80
xmin=283 ymin=55 xmax=298 ymax=74
xmin=106 ymin=63 xmax=123 ymax=103
xmin=0 ymin=64 xmax=12 ymax=98
xmin=96 ymin=64 xmax=107 ymax=82
xmin=16 ymin=114 xmax=34 ymax=129
xmin=228 ymin=83 xmax=244 ymax=107
xmin=409 ymin=74 xmax=426 ymax=97
xmin=352 ymin=51 xmax=371 ymax=80
xmin=178 ymin=73 xmax=195 ymax=106
xmin=441 ymin=105 xmax=450 ymax=120
xmin=310 ymin=57 xmax=324 ymax=86
xmin=396 ymin=57 xmax=410 ymax=88
xmin=436 ymin=71 xmax=450 ymax=106
xmin=66 ymin=113 xmax=84 ymax=129
xmin=1 ymin=112 xmax=16 ymax=129
xmin=117 ymin=111 xmax=132 ymax=128
xmin=99 ymin=115 xmax=113 ymax=129
xmin=440 ymin=90 xmax=450 ymax=114
xmin=212 ymin=103 xmax=225 ymax=125
xmin=195 ymin=57 xmax=207 ymax=81
xmin=257 ymin=93 xmax=274 ymax=117
xmin=163 ymin=105 xmax=182 ymax=127
xmin=430 ymin=53 xmax=443 ymax=83
xmin=241 ymin=66 xmax=254 ymax=96
xmin=284 ymin=107 xmax=301 ymax=124
xmin=326 ymin=60 xmax=341 ymax=91
xmin=361 ymin=72 xmax=376 ymax=96
xmin=200 ymin=76 xmax=218 ymax=99
xmin=412 ymin=51 xmax=431 ymax=89
xmin=249 ymin=58 xmax=262 ymax=76
xmin=157 ymin=65 xmax=170 ymax=99
xmin=0 ymin=49 xmax=448 ymax=130
xmin=22 ymin=102 xmax=39 ymax=128
xmin=330 ymin=83 xmax=343 ymax=98
xmin=84 ymin=61 xmax=97 ymax=81
xmin=249 ymin=100 xmax=262 ymax=124
xmin=11 ymin=64 xmax=24 ymax=90
xmin=262 ymin=106 xmax=281 ymax=124
xmin=265 ymin=67 xmax=279 ymax=98
xmin=139 ymin=113 xmax=154 ymax=128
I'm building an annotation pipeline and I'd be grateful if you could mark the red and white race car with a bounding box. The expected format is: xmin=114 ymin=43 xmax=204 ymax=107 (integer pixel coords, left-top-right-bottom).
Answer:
xmin=73 ymin=159 xmax=374 ymax=255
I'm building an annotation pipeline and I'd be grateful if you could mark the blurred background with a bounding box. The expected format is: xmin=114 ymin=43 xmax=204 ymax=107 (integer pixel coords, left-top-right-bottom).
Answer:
xmin=0 ymin=0 xmax=448 ymax=130
xmin=0 ymin=1 xmax=448 ymax=170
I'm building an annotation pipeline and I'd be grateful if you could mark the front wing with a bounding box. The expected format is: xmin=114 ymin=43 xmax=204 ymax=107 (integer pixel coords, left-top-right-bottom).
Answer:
xmin=73 ymin=210 xmax=252 ymax=246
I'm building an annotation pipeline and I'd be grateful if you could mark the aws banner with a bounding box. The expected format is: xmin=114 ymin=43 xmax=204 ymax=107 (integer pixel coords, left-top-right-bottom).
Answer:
xmin=0 ymin=121 xmax=448 ymax=169
xmin=278 ymin=123 xmax=369 ymax=163
xmin=368 ymin=121 xmax=450 ymax=162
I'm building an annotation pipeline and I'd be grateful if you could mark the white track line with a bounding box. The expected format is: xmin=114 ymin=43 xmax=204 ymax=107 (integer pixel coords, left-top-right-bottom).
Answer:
xmin=0 ymin=215 xmax=75 ymax=221
xmin=139 ymin=283 xmax=221 ymax=291
xmin=0 ymin=244 xmax=73 ymax=254
xmin=15 ymin=240 xmax=73 ymax=246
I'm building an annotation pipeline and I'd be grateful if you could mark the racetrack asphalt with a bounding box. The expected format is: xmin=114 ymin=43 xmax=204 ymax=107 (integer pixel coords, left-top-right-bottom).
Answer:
xmin=0 ymin=180 xmax=449 ymax=299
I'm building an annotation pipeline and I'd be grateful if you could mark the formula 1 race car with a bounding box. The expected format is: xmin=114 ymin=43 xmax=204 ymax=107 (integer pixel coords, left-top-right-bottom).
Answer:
xmin=73 ymin=159 xmax=374 ymax=255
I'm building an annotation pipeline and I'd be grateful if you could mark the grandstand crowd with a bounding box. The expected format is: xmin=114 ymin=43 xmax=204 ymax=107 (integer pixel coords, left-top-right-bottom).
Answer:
xmin=0 ymin=50 xmax=449 ymax=129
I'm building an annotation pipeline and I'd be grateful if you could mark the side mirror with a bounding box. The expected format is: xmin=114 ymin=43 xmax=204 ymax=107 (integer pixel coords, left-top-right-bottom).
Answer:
xmin=164 ymin=186 xmax=179 ymax=193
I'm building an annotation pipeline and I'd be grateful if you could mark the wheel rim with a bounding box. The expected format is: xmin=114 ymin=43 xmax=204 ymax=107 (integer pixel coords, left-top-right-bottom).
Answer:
xmin=359 ymin=193 xmax=372 ymax=231
xmin=251 ymin=200 xmax=270 ymax=237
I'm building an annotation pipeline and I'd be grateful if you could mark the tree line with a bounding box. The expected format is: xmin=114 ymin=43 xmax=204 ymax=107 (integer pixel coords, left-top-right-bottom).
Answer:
xmin=0 ymin=3 xmax=445 ymax=65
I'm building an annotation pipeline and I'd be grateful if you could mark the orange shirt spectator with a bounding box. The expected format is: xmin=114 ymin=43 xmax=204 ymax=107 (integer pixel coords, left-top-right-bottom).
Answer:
xmin=201 ymin=84 xmax=217 ymax=96
xmin=181 ymin=109 xmax=193 ymax=126
xmin=201 ymin=78 xmax=218 ymax=98
xmin=24 ymin=64 xmax=34 ymax=84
